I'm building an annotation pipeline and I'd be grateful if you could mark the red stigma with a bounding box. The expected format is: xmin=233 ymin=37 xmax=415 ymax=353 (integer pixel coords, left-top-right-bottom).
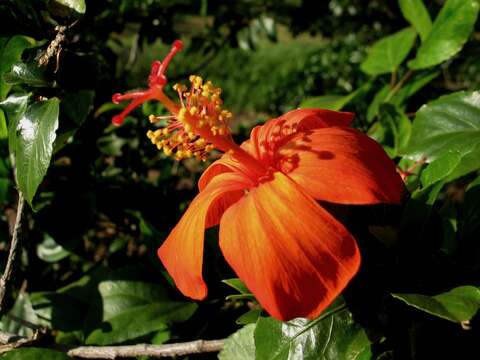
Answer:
xmin=110 ymin=40 xmax=184 ymax=126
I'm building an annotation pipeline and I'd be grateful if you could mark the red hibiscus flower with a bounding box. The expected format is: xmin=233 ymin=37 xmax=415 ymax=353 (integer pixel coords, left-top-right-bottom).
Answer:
xmin=112 ymin=41 xmax=404 ymax=321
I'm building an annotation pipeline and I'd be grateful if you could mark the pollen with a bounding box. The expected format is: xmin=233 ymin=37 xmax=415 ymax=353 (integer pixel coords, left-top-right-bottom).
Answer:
xmin=146 ymin=75 xmax=233 ymax=161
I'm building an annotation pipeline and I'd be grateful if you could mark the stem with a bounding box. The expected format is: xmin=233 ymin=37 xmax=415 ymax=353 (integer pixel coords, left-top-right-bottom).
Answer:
xmin=385 ymin=69 xmax=414 ymax=103
xmin=0 ymin=192 xmax=25 ymax=313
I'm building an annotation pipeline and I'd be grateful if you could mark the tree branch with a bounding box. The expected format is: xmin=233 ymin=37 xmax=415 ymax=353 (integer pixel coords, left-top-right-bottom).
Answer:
xmin=66 ymin=340 xmax=225 ymax=359
xmin=0 ymin=192 xmax=25 ymax=313
xmin=0 ymin=330 xmax=225 ymax=359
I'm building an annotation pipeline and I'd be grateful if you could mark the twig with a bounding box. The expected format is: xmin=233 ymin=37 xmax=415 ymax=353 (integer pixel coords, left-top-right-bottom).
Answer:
xmin=0 ymin=192 xmax=25 ymax=313
xmin=66 ymin=339 xmax=225 ymax=359
xmin=385 ymin=69 xmax=414 ymax=103
xmin=0 ymin=329 xmax=42 ymax=354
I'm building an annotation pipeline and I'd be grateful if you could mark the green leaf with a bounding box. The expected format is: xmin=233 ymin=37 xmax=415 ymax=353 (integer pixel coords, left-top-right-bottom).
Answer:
xmin=86 ymin=301 xmax=197 ymax=345
xmin=408 ymin=0 xmax=480 ymax=69
xmin=374 ymin=104 xmax=412 ymax=157
xmin=399 ymin=0 xmax=432 ymax=42
xmin=360 ymin=27 xmax=417 ymax=75
xmin=3 ymin=61 xmax=51 ymax=87
xmin=236 ymin=309 xmax=262 ymax=325
xmin=14 ymin=98 xmax=59 ymax=205
xmin=0 ymin=348 xmax=70 ymax=360
xmin=0 ymin=36 xmax=34 ymax=99
xmin=36 ymin=233 xmax=70 ymax=262
xmin=366 ymin=71 xmax=438 ymax=122
xmin=392 ymin=286 xmax=480 ymax=322
xmin=255 ymin=299 xmax=371 ymax=360
xmin=420 ymin=151 xmax=462 ymax=188
xmin=222 ymin=278 xmax=252 ymax=295
xmin=54 ymin=90 xmax=94 ymax=152
xmin=0 ymin=94 xmax=30 ymax=155
xmin=1 ymin=292 xmax=39 ymax=337
xmin=401 ymin=91 xmax=480 ymax=165
xmin=85 ymin=280 xmax=197 ymax=345
xmin=50 ymin=0 xmax=86 ymax=15
xmin=219 ymin=324 xmax=256 ymax=360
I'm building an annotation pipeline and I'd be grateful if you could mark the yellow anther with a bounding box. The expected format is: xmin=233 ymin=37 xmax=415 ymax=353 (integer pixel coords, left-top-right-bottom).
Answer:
xmin=173 ymin=83 xmax=187 ymax=92
xmin=184 ymin=123 xmax=192 ymax=132
xmin=195 ymin=138 xmax=206 ymax=147
xmin=162 ymin=128 xmax=170 ymax=135
xmin=189 ymin=106 xmax=198 ymax=115
xmin=178 ymin=108 xmax=187 ymax=122
xmin=163 ymin=147 xmax=172 ymax=156
xmin=146 ymin=130 xmax=154 ymax=139
xmin=188 ymin=132 xmax=196 ymax=140
xmin=148 ymin=114 xmax=157 ymax=123
xmin=185 ymin=150 xmax=193 ymax=158
xmin=205 ymin=144 xmax=214 ymax=152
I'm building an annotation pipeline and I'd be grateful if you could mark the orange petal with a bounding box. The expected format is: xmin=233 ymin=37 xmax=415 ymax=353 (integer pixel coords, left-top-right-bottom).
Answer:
xmin=199 ymin=109 xmax=354 ymax=190
xmin=158 ymin=172 xmax=252 ymax=300
xmin=219 ymin=171 xmax=360 ymax=320
xmin=277 ymin=127 xmax=404 ymax=204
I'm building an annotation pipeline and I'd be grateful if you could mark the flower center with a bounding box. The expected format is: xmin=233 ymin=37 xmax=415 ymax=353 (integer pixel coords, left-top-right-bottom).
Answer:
xmin=111 ymin=40 xmax=267 ymax=178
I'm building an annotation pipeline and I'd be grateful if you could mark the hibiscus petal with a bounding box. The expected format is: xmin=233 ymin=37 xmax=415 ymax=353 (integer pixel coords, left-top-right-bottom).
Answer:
xmin=277 ymin=127 xmax=404 ymax=204
xmin=158 ymin=172 xmax=252 ymax=300
xmin=199 ymin=109 xmax=355 ymax=190
xmin=219 ymin=171 xmax=360 ymax=320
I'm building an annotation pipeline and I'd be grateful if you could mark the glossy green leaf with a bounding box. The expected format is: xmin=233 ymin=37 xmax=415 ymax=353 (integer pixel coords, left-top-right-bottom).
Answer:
xmin=360 ymin=27 xmax=417 ymax=75
xmin=399 ymin=0 xmax=432 ymax=42
xmin=1 ymin=292 xmax=39 ymax=337
xmin=0 ymin=348 xmax=70 ymax=360
xmin=401 ymin=91 xmax=480 ymax=163
xmin=85 ymin=280 xmax=197 ymax=345
xmin=3 ymin=61 xmax=51 ymax=87
xmin=0 ymin=36 xmax=34 ymax=99
xmin=14 ymin=98 xmax=59 ymax=205
xmin=255 ymin=300 xmax=371 ymax=360
xmin=0 ymin=94 xmax=30 ymax=155
xmin=36 ymin=233 xmax=70 ymax=262
xmin=408 ymin=0 xmax=480 ymax=69
xmin=218 ymin=324 xmax=256 ymax=360
xmin=420 ymin=151 xmax=462 ymax=188
xmin=392 ymin=286 xmax=480 ymax=322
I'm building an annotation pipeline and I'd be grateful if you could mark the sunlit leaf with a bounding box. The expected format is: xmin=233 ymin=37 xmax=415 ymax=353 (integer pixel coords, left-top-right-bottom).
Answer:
xmin=14 ymin=98 xmax=59 ymax=205
xmin=399 ymin=0 xmax=432 ymax=42
xmin=0 ymin=35 xmax=35 ymax=99
xmin=401 ymin=91 xmax=480 ymax=164
xmin=408 ymin=0 xmax=479 ymax=69
xmin=3 ymin=61 xmax=51 ymax=87
xmin=392 ymin=286 xmax=480 ymax=322
xmin=254 ymin=299 xmax=371 ymax=360
xmin=360 ymin=27 xmax=417 ymax=75
xmin=218 ymin=324 xmax=256 ymax=360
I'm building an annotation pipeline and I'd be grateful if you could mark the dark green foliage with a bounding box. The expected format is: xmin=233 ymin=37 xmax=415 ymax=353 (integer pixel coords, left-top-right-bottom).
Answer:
xmin=0 ymin=1 xmax=479 ymax=359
